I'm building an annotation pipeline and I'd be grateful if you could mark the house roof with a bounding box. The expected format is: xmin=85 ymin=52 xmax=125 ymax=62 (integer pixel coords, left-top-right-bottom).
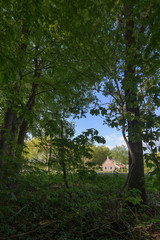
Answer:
xmin=102 ymin=156 xmax=116 ymax=165
xmin=116 ymin=164 xmax=126 ymax=168
xmin=102 ymin=156 xmax=127 ymax=168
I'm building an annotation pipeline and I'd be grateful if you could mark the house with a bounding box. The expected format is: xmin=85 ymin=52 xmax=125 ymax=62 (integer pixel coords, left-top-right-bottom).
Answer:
xmin=102 ymin=156 xmax=128 ymax=172
xmin=102 ymin=156 xmax=117 ymax=172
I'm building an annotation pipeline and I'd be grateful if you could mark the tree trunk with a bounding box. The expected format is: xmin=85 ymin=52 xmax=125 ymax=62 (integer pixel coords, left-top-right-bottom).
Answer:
xmin=0 ymin=82 xmax=38 ymax=184
xmin=16 ymin=83 xmax=38 ymax=160
xmin=46 ymin=142 xmax=52 ymax=172
xmin=0 ymin=107 xmax=15 ymax=158
xmin=60 ymin=120 xmax=69 ymax=189
xmin=126 ymin=100 xmax=147 ymax=202
xmin=16 ymin=119 xmax=29 ymax=161
xmin=128 ymin=140 xmax=146 ymax=201
xmin=0 ymin=107 xmax=16 ymax=183
xmin=124 ymin=6 xmax=147 ymax=203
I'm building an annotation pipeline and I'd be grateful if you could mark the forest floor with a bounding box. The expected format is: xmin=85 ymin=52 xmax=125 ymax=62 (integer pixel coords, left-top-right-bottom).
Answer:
xmin=0 ymin=171 xmax=160 ymax=240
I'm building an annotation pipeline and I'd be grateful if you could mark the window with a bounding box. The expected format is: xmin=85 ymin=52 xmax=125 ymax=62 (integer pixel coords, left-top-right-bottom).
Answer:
xmin=105 ymin=167 xmax=107 ymax=170
xmin=110 ymin=167 xmax=112 ymax=170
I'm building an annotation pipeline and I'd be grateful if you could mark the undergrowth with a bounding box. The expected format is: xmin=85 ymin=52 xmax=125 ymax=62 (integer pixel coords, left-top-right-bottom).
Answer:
xmin=0 ymin=171 xmax=160 ymax=240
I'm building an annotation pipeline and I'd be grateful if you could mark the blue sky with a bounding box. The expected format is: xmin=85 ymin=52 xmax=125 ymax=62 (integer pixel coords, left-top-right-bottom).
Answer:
xmin=72 ymin=92 xmax=160 ymax=150
xmin=72 ymin=113 xmax=126 ymax=149
xmin=71 ymin=92 xmax=126 ymax=149
xmin=72 ymin=108 xmax=160 ymax=149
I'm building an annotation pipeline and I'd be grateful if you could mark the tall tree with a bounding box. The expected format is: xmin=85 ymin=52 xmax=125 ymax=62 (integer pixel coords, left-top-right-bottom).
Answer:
xmin=90 ymin=145 xmax=111 ymax=166
xmin=56 ymin=0 xmax=160 ymax=202
xmin=111 ymin=145 xmax=128 ymax=165
xmin=0 ymin=0 xmax=96 ymax=184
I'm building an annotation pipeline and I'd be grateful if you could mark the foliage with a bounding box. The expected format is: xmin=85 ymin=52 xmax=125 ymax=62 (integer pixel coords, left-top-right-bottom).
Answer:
xmin=83 ymin=0 xmax=160 ymax=200
xmin=0 ymin=0 xmax=97 ymax=184
xmin=0 ymin=172 xmax=160 ymax=240
xmin=124 ymin=188 xmax=143 ymax=206
xmin=89 ymin=145 xmax=111 ymax=166
xmin=24 ymin=125 xmax=106 ymax=174
xmin=0 ymin=1 xmax=160 ymax=239
xmin=24 ymin=138 xmax=42 ymax=162
xmin=111 ymin=145 xmax=128 ymax=164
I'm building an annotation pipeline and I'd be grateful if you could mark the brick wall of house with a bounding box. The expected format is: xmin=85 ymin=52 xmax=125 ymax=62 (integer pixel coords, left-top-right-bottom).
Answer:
xmin=102 ymin=156 xmax=117 ymax=172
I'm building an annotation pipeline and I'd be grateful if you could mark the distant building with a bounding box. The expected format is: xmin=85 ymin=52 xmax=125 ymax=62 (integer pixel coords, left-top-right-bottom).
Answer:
xmin=102 ymin=156 xmax=117 ymax=172
xmin=102 ymin=156 xmax=128 ymax=172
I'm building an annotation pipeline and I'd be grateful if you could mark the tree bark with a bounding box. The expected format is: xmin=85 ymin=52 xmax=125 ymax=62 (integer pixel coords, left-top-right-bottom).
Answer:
xmin=0 ymin=81 xmax=38 ymax=184
xmin=0 ymin=107 xmax=15 ymax=157
xmin=46 ymin=142 xmax=52 ymax=172
xmin=0 ymin=107 xmax=16 ymax=182
xmin=124 ymin=6 xmax=147 ymax=203
xmin=16 ymin=83 xmax=38 ymax=159
xmin=60 ymin=120 xmax=69 ymax=189
xmin=126 ymin=98 xmax=147 ymax=202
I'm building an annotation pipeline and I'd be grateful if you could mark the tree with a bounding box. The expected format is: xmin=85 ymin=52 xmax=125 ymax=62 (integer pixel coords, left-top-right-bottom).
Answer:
xmin=1 ymin=0 xmax=160 ymax=204
xmin=0 ymin=0 xmax=56 ymax=183
xmin=56 ymin=0 xmax=160 ymax=202
xmin=0 ymin=0 xmax=97 ymax=185
xmin=111 ymin=145 xmax=128 ymax=165
xmin=90 ymin=145 xmax=111 ymax=166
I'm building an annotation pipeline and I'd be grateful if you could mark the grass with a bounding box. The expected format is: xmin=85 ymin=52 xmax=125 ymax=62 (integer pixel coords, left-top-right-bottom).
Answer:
xmin=0 ymin=171 xmax=160 ymax=240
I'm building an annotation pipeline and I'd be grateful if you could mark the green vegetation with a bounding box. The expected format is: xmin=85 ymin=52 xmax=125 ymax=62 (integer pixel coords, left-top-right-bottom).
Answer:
xmin=0 ymin=0 xmax=160 ymax=239
xmin=86 ymin=145 xmax=111 ymax=166
xmin=1 ymin=171 xmax=160 ymax=240
xmin=111 ymin=145 xmax=128 ymax=165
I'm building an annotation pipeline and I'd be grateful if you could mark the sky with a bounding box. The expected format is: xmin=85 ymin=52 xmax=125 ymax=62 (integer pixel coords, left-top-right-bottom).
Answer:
xmin=71 ymin=93 xmax=160 ymax=150
xmin=72 ymin=112 xmax=126 ymax=149
xmin=72 ymin=108 xmax=160 ymax=150
xmin=71 ymin=92 xmax=126 ymax=149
